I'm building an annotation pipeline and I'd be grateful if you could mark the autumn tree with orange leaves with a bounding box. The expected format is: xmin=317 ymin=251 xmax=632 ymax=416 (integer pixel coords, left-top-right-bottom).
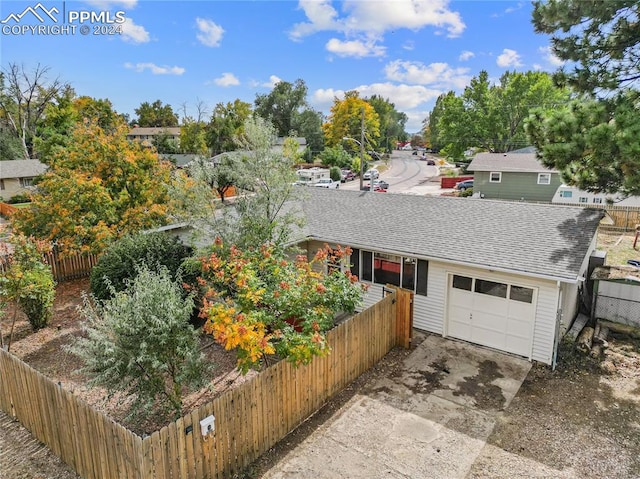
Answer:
xmin=13 ymin=120 xmax=172 ymax=256
xmin=194 ymin=240 xmax=366 ymax=373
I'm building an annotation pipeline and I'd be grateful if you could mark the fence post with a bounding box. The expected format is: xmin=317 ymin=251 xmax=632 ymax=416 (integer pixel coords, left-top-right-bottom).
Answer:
xmin=388 ymin=286 xmax=413 ymax=349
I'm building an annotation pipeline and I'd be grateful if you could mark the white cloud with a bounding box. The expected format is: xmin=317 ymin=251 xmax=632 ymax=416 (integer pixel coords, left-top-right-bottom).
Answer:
xmin=539 ymin=46 xmax=564 ymax=67
xmin=124 ymin=62 xmax=185 ymax=75
xmin=120 ymin=17 xmax=149 ymax=43
xmin=533 ymin=64 xmax=542 ymax=71
xmin=326 ymin=38 xmax=385 ymax=58
xmin=459 ymin=50 xmax=474 ymax=61
xmin=496 ymin=48 xmax=522 ymax=68
xmin=311 ymin=83 xmax=440 ymax=112
xmin=402 ymin=41 xmax=415 ymax=51
xmin=384 ymin=60 xmax=471 ymax=90
xmin=214 ymin=73 xmax=239 ymax=87
xmin=196 ymin=17 xmax=224 ymax=47
xmin=290 ymin=0 xmax=465 ymax=40
xmin=263 ymin=75 xmax=282 ymax=88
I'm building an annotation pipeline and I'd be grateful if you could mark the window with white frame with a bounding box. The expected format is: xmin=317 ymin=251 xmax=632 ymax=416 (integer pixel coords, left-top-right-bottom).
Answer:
xmin=579 ymin=197 xmax=588 ymax=203
xmin=489 ymin=172 xmax=502 ymax=183
xmin=559 ymin=190 xmax=572 ymax=198
xmin=537 ymin=173 xmax=551 ymax=185
xmin=19 ymin=177 xmax=34 ymax=188
xmin=593 ymin=197 xmax=603 ymax=204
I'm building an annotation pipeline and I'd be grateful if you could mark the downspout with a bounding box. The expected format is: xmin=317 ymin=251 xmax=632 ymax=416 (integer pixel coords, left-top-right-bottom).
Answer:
xmin=552 ymin=281 xmax=563 ymax=370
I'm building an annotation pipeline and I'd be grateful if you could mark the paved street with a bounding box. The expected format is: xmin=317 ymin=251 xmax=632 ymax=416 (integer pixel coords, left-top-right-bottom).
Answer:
xmin=340 ymin=150 xmax=456 ymax=196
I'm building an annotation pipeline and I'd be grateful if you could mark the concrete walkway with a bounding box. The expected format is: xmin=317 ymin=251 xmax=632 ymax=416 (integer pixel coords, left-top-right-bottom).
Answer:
xmin=264 ymin=335 xmax=534 ymax=479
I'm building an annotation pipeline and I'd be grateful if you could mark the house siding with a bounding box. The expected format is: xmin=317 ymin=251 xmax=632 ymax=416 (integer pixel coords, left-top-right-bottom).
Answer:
xmin=0 ymin=178 xmax=29 ymax=201
xmin=306 ymin=241 xmax=563 ymax=364
xmin=474 ymin=171 xmax=562 ymax=203
xmin=424 ymin=261 xmax=559 ymax=364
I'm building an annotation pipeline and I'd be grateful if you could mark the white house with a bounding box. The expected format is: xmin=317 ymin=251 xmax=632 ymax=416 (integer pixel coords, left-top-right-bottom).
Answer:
xmin=295 ymin=189 xmax=603 ymax=365
xmin=552 ymin=184 xmax=640 ymax=206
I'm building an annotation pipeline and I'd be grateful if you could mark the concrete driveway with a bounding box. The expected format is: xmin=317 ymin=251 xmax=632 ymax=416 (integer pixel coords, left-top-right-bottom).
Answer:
xmin=264 ymin=335 xmax=533 ymax=479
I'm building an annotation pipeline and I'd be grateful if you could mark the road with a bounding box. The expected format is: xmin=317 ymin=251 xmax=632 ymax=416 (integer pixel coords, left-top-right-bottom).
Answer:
xmin=339 ymin=150 xmax=453 ymax=195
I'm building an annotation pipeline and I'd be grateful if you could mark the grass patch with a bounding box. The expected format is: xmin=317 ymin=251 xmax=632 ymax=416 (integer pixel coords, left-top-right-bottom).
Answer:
xmin=10 ymin=202 xmax=32 ymax=209
xmin=597 ymin=231 xmax=639 ymax=266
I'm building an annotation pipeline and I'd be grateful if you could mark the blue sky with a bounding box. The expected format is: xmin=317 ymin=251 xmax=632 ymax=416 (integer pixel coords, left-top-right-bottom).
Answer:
xmin=1 ymin=0 xmax=563 ymax=132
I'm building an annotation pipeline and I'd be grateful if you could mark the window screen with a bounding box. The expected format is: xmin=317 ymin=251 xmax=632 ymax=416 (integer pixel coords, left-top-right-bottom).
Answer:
xmin=416 ymin=260 xmax=429 ymax=296
xmin=361 ymin=251 xmax=373 ymax=282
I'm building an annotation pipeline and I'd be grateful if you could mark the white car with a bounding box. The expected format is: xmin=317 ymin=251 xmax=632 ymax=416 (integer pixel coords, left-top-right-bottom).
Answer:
xmin=363 ymin=169 xmax=379 ymax=180
xmin=314 ymin=178 xmax=340 ymax=189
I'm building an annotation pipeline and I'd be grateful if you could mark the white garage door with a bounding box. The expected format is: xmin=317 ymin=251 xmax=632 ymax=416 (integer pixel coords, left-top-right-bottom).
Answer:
xmin=447 ymin=274 xmax=537 ymax=357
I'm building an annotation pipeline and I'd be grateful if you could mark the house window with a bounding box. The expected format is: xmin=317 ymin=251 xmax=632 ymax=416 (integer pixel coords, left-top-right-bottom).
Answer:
xmin=489 ymin=172 xmax=502 ymax=183
xmin=452 ymin=275 xmax=472 ymax=291
xmin=559 ymin=190 xmax=572 ymax=198
xmin=0 ymin=179 xmax=4 ymax=190
xmin=350 ymin=248 xmax=360 ymax=279
xmin=593 ymin=197 xmax=603 ymax=204
xmin=19 ymin=177 xmax=34 ymax=187
xmin=579 ymin=197 xmax=588 ymax=204
xmin=475 ymin=279 xmax=507 ymax=298
xmin=374 ymin=252 xmax=401 ymax=287
xmin=361 ymin=250 xmax=373 ymax=282
xmin=401 ymin=258 xmax=416 ymax=291
xmin=416 ymin=260 xmax=429 ymax=296
xmin=510 ymin=286 xmax=534 ymax=303
xmin=537 ymin=173 xmax=551 ymax=185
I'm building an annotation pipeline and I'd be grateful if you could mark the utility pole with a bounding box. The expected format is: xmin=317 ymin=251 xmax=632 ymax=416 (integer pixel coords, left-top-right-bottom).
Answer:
xmin=360 ymin=107 xmax=366 ymax=191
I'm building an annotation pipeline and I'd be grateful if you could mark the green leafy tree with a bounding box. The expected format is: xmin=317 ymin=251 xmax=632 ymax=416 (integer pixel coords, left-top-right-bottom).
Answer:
xmin=254 ymin=79 xmax=308 ymax=137
xmin=0 ymin=63 xmax=68 ymax=159
xmin=318 ymin=144 xmax=352 ymax=169
xmin=294 ymin=109 xmax=325 ymax=160
xmin=13 ymin=121 xmax=171 ymax=256
xmin=134 ymin=100 xmax=179 ymax=127
xmin=0 ymin=129 xmax=24 ymax=160
xmin=152 ymin=129 xmax=180 ymax=154
xmin=428 ymin=70 xmax=569 ymax=158
xmin=329 ymin=166 xmax=341 ymax=182
xmin=90 ymin=232 xmax=192 ymax=302
xmin=0 ymin=235 xmax=55 ymax=349
xmin=367 ymin=95 xmax=407 ymax=153
xmin=527 ymin=0 xmax=640 ymax=195
xmin=199 ymin=242 xmax=365 ymax=373
xmin=206 ymin=99 xmax=252 ymax=155
xmin=180 ymin=118 xmax=208 ymax=155
xmin=69 ymin=267 xmax=210 ymax=419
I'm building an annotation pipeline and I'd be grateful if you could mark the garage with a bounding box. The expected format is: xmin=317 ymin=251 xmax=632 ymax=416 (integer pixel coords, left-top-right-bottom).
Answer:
xmin=446 ymin=274 xmax=538 ymax=358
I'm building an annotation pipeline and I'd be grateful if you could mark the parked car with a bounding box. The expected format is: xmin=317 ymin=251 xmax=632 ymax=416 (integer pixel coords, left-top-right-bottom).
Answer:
xmin=363 ymin=169 xmax=379 ymax=180
xmin=371 ymin=179 xmax=389 ymax=190
xmin=455 ymin=179 xmax=474 ymax=191
xmin=340 ymin=169 xmax=356 ymax=182
xmin=314 ymin=178 xmax=340 ymax=189
xmin=426 ymin=159 xmax=436 ymax=166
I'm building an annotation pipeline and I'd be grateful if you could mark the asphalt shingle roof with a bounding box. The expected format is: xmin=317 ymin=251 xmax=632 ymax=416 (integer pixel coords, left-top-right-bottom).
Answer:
xmin=0 ymin=160 xmax=47 ymax=179
xmin=468 ymin=152 xmax=558 ymax=173
xmin=300 ymin=188 xmax=603 ymax=282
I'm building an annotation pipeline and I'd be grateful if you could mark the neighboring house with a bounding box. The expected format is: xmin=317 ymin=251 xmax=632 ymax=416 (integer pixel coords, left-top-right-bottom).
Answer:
xmin=468 ymin=151 xmax=562 ymax=202
xmin=159 ymin=153 xmax=205 ymax=169
xmin=295 ymin=189 xmax=602 ymax=366
xmin=273 ymin=137 xmax=307 ymax=155
xmin=0 ymin=159 xmax=47 ymax=201
xmin=553 ymin=185 xmax=640 ymax=207
xmin=127 ymin=127 xmax=181 ymax=148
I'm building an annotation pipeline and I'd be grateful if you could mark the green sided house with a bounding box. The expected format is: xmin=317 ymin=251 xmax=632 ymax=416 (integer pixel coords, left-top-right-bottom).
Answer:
xmin=467 ymin=151 xmax=562 ymax=202
xmin=295 ymin=189 xmax=602 ymax=365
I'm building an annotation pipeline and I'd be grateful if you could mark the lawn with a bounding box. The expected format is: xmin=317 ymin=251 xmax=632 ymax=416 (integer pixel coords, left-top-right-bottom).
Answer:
xmin=597 ymin=230 xmax=640 ymax=266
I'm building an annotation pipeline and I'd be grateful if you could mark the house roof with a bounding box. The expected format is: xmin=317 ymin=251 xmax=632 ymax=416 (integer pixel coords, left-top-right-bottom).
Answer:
xmin=299 ymin=188 xmax=603 ymax=282
xmin=468 ymin=152 xmax=558 ymax=173
xmin=127 ymin=127 xmax=181 ymax=137
xmin=0 ymin=159 xmax=48 ymax=179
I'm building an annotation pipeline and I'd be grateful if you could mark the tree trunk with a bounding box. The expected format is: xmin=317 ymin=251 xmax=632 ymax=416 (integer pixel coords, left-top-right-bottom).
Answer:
xmin=576 ymin=326 xmax=595 ymax=352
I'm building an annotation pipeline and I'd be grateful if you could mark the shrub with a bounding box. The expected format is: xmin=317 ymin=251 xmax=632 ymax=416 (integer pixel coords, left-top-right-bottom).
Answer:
xmin=69 ymin=267 xmax=210 ymax=419
xmin=90 ymin=232 xmax=192 ymax=302
xmin=459 ymin=188 xmax=474 ymax=197
xmin=329 ymin=166 xmax=341 ymax=182
xmin=7 ymin=193 xmax=31 ymax=204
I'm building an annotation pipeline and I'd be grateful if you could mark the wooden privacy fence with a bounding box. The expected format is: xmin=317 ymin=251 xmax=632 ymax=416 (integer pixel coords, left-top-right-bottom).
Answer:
xmin=553 ymin=203 xmax=640 ymax=232
xmin=0 ymin=202 xmax=18 ymax=217
xmin=0 ymin=288 xmax=413 ymax=479
xmin=44 ymin=251 xmax=99 ymax=282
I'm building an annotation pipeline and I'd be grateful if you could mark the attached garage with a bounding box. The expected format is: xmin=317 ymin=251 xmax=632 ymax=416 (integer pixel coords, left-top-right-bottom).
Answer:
xmin=292 ymin=189 xmax=603 ymax=365
xmin=447 ymin=274 xmax=537 ymax=358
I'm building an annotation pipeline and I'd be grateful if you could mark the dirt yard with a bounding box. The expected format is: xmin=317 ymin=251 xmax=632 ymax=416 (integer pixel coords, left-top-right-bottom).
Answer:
xmin=1 ymin=278 xmax=257 ymax=435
